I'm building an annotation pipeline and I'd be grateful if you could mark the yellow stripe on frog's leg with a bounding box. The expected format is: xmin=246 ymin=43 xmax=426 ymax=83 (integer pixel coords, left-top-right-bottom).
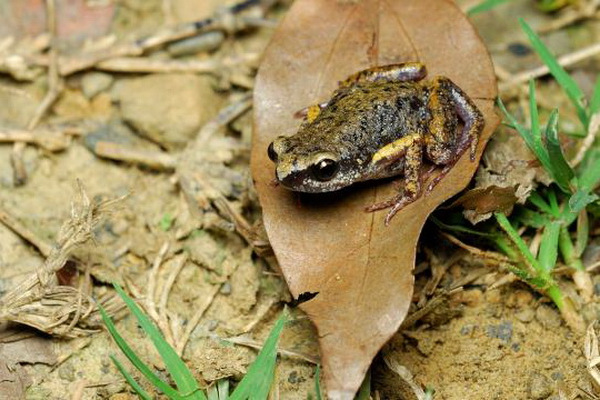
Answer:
xmin=340 ymin=63 xmax=427 ymax=89
xmin=371 ymin=133 xmax=422 ymax=164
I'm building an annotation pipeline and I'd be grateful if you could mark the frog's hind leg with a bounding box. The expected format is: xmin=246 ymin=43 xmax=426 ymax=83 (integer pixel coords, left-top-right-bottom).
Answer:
xmin=366 ymin=133 xmax=424 ymax=225
xmin=340 ymin=62 xmax=427 ymax=89
xmin=424 ymin=76 xmax=484 ymax=192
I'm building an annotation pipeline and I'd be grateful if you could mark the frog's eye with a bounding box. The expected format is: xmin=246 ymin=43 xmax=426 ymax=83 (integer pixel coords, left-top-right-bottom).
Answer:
xmin=311 ymin=159 xmax=339 ymax=181
xmin=267 ymin=142 xmax=278 ymax=162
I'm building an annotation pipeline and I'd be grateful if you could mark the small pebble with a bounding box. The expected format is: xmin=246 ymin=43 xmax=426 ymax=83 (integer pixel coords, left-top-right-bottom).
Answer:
xmin=220 ymin=282 xmax=232 ymax=295
xmin=515 ymin=308 xmax=535 ymax=323
xmin=485 ymin=321 xmax=513 ymax=343
xmin=529 ymin=372 xmax=553 ymax=399
xmin=81 ymin=72 xmax=114 ymax=99
xmin=485 ymin=289 xmax=502 ymax=304
xmin=167 ymin=31 xmax=225 ymax=56
xmin=535 ymin=305 xmax=562 ymax=328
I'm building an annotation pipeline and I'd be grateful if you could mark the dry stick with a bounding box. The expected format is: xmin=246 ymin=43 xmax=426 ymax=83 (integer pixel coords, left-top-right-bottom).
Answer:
xmin=57 ymin=0 xmax=263 ymax=76
xmin=158 ymin=253 xmax=187 ymax=321
xmin=143 ymin=242 xmax=176 ymax=346
xmin=12 ymin=0 xmax=63 ymax=186
xmin=223 ymin=335 xmax=320 ymax=364
xmin=572 ymin=112 xmax=600 ymax=167
xmin=538 ymin=0 xmax=600 ymax=33
xmin=92 ymin=141 xmax=176 ymax=171
xmin=0 ymin=206 xmax=53 ymax=257
xmin=499 ymin=41 xmax=600 ymax=92
xmin=95 ymin=52 xmax=260 ymax=74
xmin=0 ymin=128 xmax=69 ymax=152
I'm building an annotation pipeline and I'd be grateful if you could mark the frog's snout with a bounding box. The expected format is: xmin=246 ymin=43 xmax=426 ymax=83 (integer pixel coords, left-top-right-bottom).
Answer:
xmin=267 ymin=136 xmax=288 ymax=164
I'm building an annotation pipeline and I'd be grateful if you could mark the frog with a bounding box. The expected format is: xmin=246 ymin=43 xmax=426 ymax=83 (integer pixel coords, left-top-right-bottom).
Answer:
xmin=267 ymin=62 xmax=484 ymax=225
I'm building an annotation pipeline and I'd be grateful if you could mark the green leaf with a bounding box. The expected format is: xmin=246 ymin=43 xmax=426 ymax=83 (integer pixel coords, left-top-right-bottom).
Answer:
xmin=314 ymin=366 xmax=322 ymax=400
xmin=519 ymin=19 xmax=588 ymax=128
xmin=229 ymin=311 xmax=288 ymax=400
xmin=569 ymin=190 xmax=599 ymax=214
xmin=112 ymin=284 xmax=204 ymax=400
xmin=538 ymin=221 xmax=561 ymax=272
xmin=575 ymin=211 xmax=590 ymax=258
xmin=544 ymin=110 xmax=575 ymax=193
xmin=110 ymin=355 xmax=153 ymax=400
xmin=513 ymin=208 xmax=551 ymax=229
xmin=98 ymin=304 xmax=181 ymax=399
xmin=498 ymin=96 xmax=551 ymax=171
xmin=356 ymin=370 xmax=371 ymax=400
xmin=527 ymin=192 xmax=553 ymax=215
xmin=590 ymin=75 xmax=600 ymax=115
xmin=495 ymin=212 xmax=543 ymax=274
xmin=577 ymin=149 xmax=600 ymax=193
xmin=208 ymin=380 xmax=229 ymax=400
xmin=467 ymin=0 xmax=510 ymax=16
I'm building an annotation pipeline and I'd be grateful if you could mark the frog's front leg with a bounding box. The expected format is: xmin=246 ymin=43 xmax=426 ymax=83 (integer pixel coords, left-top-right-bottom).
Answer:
xmin=365 ymin=133 xmax=424 ymax=225
xmin=424 ymin=76 xmax=484 ymax=192
xmin=340 ymin=62 xmax=427 ymax=89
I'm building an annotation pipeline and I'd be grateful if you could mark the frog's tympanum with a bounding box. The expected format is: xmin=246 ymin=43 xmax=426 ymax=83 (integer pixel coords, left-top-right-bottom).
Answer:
xmin=267 ymin=62 xmax=484 ymax=225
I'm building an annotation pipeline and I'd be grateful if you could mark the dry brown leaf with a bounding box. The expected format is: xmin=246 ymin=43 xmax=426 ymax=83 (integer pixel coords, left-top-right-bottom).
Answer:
xmin=451 ymin=184 xmax=518 ymax=224
xmin=251 ymin=0 xmax=498 ymax=397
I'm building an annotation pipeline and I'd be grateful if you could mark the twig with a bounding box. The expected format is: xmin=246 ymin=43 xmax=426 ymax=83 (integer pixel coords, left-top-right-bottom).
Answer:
xmin=0 ymin=127 xmax=70 ymax=151
xmin=91 ymin=141 xmax=176 ymax=171
xmin=571 ymin=112 xmax=600 ymax=167
xmin=538 ymin=0 xmax=600 ymax=33
xmin=94 ymin=53 xmax=260 ymax=74
xmin=12 ymin=0 xmax=63 ymax=186
xmin=499 ymin=42 xmax=600 ymax=92
xmin=56 ymin=0 xmax=264 ymax=76
xmin=222 ymin=335 xmax=319 ymax=364
xmin=0 ymin=206 xmax=53 ymax=257
xmin=158 ymin=253 xmax=187 ymax=322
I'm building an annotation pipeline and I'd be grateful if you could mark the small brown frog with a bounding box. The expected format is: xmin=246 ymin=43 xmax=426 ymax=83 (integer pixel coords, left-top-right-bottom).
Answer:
xmin=267 ymin=62 xmax=484 ymax=225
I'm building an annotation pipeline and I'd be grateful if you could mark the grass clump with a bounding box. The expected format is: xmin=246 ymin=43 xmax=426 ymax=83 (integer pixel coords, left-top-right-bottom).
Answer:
xmin=99 ymin=284 xmax=287 ymax=399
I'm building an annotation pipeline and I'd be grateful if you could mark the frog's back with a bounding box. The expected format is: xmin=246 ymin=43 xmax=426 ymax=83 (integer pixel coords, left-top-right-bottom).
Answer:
xmin=300 ymin=81 xmax=430 ymax=163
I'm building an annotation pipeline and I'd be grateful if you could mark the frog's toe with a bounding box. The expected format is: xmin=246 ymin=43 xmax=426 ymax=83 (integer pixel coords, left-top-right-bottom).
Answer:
xmin=365 ymin=194 xmax=416 ymax=225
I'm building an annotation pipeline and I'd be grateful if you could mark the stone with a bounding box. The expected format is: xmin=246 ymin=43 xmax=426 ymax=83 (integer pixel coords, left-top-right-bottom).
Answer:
xmin=535 ymin=305 xmax=562 ymax=329
xmin=115 ymin=73 xmax=221 ymax=149
xmin=81 ymin=72 xmax=114 ymax=99
xmin=529 ymin=372 xmax=553 ymax=399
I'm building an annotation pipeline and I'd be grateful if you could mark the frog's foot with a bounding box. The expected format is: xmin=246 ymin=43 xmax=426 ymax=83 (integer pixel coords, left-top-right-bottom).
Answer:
xmin=365 ymin=192 xmax=419 ymax=226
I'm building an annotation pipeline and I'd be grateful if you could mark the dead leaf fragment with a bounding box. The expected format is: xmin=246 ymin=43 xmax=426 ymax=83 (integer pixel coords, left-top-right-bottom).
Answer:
xmin=251 ymin=0 xmax=498 ymax=397
xmin=452 ymin=185 xmax=518 ymax=224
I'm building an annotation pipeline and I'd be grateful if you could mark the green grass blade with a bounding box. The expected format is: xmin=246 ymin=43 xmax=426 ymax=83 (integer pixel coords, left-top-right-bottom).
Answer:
xmin=217 ymin=380 xmax=229 ymax=400
xmin=575 ymin=211 xmax=590 ymax=258
xmin=110 ymin=355 xmax=153 ymax=400
xmin=544 ymin=110 xmax=574 ymax=193
xmin=112 ymin=284 xmax=204 ymax=400
xmin=527 ymin=192 xmax=553 ymax=214
xmin=356 ymin=370 xmax=371 ymax=400
xmin=229 ymin=311 xmax=288 ymax=400
xmin=529 ymin=80 xmax=541 ymax=141
xmin=467 ymin=0 xmax=509 ymax=16
xmin=495 ymin=212 xmax=543 ymax=273
xmin=577 ymin=150 xmax=600 ymax=193
xmin=519 ymin=19 xmax=588 ymax=127
xmin=538 ymin=221 xmax=561 ymax=272
xmin=498 ymin=97 xmax=551 ymax=171
xmin=98 ymin=304 xmax=181 ymax=398
xmin=590 ymin=75 xmax=600 ymax=115
xmin=314 ymin=366 xmax=322 ymax=400
xmin=569 ymin=190 xmax=599 ymax=214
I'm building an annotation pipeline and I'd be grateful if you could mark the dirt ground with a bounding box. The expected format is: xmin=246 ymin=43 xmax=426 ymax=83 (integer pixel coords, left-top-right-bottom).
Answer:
xmin=0 ymin=0 xmax=599 ymax=399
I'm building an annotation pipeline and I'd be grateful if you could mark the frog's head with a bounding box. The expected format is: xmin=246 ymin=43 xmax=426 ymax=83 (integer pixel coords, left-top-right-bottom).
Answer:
xmin=267 ymin=136 xmax=360 ymax=193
